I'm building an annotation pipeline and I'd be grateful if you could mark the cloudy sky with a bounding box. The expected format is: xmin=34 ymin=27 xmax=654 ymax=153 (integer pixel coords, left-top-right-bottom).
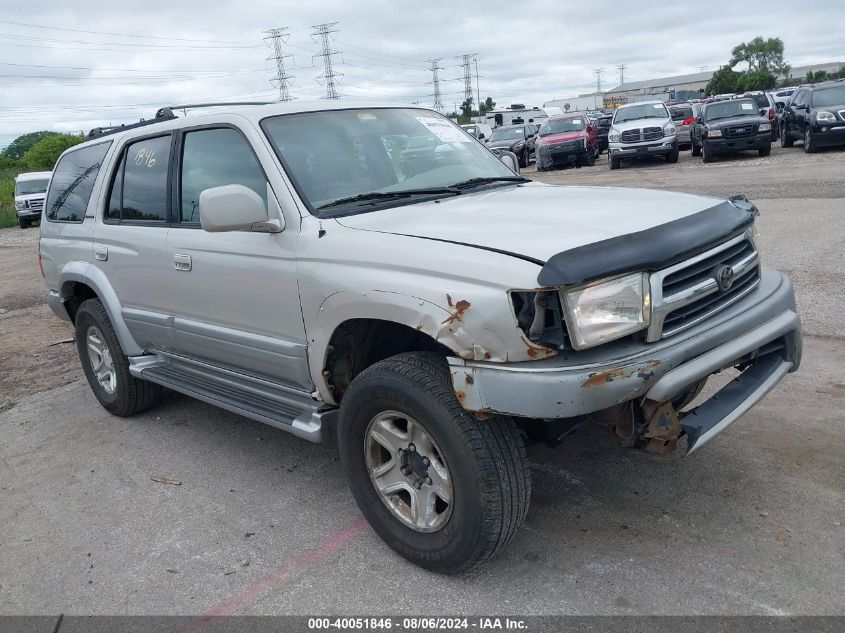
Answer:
xmin=1 ymin=0 xmax=842 ymax=149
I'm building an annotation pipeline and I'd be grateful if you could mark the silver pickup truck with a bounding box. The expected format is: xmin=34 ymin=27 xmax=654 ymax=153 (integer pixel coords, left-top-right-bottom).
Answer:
xmin=39 ymin=102 xmax=802 ymax=573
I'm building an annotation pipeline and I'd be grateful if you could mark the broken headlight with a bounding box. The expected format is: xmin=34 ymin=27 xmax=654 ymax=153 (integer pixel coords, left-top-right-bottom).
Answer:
xmin=560 ymin=272 xmax=650 ymax=350
xmin=510 ymin=290 xmax=569 ymax=350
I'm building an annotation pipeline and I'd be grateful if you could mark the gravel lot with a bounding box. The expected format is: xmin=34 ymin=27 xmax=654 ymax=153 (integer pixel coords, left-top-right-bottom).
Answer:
xmin=1 ymin=143 xmax=843 ymax=617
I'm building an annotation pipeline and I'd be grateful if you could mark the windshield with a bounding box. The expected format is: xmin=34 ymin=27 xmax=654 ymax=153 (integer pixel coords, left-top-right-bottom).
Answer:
xmin=613 ymin=103 xmax=668 ymax=123
xmin=15 ymin=178 xmax=49 ymax=196
xmin=812 ymin=86 xmax=845 ymax=107
xmin=540 ymin=118 xmax=584 ymax=135
xmin=261 ymin=108 xmax=516 ymax=216
xmin=489 ymin=127 xmax=525 ymax=141
xmin=705 ymin=100 xmax=758 ymax=121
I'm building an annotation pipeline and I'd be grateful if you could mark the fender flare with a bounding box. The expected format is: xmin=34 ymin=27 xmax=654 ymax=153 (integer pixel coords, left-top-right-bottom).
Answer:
xmin=59 ymin=262 xmax=145 ymax=356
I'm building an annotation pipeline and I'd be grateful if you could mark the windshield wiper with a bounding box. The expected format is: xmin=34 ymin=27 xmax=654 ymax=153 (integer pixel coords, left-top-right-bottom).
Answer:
xmin=449 ymin=176 xmax=530 ymax=189
xmin=317 ymin=187 xmax=461 ymax=210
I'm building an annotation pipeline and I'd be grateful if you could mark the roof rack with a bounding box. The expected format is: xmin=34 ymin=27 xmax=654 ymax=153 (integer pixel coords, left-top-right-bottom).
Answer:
xmin=87 ymin=101 xmax=275 ymax=140
xmin=155 ymin=101 xmax=274 ymax=119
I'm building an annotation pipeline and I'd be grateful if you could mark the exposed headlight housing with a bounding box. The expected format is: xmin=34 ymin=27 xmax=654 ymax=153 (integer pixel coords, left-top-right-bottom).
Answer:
xmin=663 ymin=123 xmax=676 ymax=136
xmin=608 ymin=130 xmax=620 ymax=142
xmin=513 ymin=141 xmax=525 ymax=150
xmin=707 ymin=129 xmax=722 ymax=138
xmin=816 ymin=110 xmax=836 ymax=123
xmin=758 ymin=123 xmax=771 ymax=132
xmin=560 ymin=272 xmax=650 ymax=350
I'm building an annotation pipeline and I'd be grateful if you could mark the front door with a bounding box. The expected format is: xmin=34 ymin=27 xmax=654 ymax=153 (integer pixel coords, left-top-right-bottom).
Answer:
xmin=163 ymin=126 xmax=310 ymax=391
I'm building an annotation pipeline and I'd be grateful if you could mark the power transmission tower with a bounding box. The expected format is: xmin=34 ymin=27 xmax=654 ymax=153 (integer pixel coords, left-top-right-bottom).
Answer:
xmin=594 ymin=68 xmax=605 ymax=93
xmin=473 ymin=57 xmax=481 ymax=114
xmin=458 ymin=53 xmax=478 ymax=109
xmin=311 ymin=22 xmax=342 ymax=100
xmin=617 ymin=63 xmax=627 ymax=86
xmin=428 ymin=59 xmax=444 ymax=113
xmin=264 ymin=27 xmax=294 ymax=102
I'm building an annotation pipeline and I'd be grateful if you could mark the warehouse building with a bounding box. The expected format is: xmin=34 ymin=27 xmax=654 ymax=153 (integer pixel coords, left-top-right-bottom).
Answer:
xmin=604 ymin=71 xmax=714 ymax=106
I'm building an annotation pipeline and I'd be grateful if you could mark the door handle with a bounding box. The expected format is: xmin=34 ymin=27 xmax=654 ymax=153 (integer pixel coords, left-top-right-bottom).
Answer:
xmin=173 ymin=254 xmax=192 ymax=271
xmin=94 ymin=245 xmax=108 ymax=261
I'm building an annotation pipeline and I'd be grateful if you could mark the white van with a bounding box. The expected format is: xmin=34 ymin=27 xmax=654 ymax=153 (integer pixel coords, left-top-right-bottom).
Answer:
xmin=14 ymin=171 xmax=52 ymax=228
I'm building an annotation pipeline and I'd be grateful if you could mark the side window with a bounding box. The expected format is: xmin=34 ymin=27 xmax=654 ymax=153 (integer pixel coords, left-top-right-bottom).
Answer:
xmin=107 ymin=135 xmax=171 ymax=223
xmin=46 ymin=141 xmax=111 ymax=222
xmin=179 ymin=128 xmax=267 ymax=224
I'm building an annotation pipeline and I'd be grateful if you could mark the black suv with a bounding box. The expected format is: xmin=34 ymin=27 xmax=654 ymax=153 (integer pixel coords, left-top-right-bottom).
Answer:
xmin=592 ymin=113 xmax=612 ymax=154
xmin=691 ymin=98 xmax=772 ymax=163
xmin=780 ymin=80 xmax=845 ymax=153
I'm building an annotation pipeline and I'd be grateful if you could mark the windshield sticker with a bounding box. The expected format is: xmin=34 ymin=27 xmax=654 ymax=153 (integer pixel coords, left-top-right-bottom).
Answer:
xmin=416 ymin=117 xmax=473 ymax=143
xmin=653 ymin=104 xmax=664 ymax=109
xmin=357 ymin=112 xmax=378 ymax=121
xmin=740 ymin=102 xmax=754 ymax=110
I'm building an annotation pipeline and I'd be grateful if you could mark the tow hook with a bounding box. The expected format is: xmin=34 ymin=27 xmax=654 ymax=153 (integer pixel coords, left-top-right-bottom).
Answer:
xmin=639 ymin=401 xmax=684 ymax=455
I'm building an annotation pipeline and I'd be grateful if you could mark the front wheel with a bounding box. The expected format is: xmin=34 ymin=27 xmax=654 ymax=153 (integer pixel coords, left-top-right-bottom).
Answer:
xmin=337 ymin=352 xmax=531 ymax=573
xmin=518 ymin=148 xmax=529 ymax=168
xmin=803 ymin=127 xmax=816 ymax=153
xmin=18 ymin=218 xmax=30 ymax=229
xmin=691 ymin=142 xmax=702 ymax=157
xmin=609 ymin=154 xmax=620 ymax=170
xmin=665 ymin=146 xmax=679 ymax=163
xmin=780 ymin=124 xmax=794 ymax=148
xmin=702 ymin=142 xmax=714 ymax=163
xmin=759 ymin=144 xmax=772 ymax=157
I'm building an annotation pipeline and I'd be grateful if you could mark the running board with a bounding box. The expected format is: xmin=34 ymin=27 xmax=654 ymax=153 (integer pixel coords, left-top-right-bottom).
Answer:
xmin=128 ymin=353 xmax=334 ymax=443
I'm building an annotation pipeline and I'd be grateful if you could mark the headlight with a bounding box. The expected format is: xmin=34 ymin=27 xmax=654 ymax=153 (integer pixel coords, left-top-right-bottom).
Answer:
xmin=758 ymin=123 xmax=771 ymax=132
xmin=608 ymin=130 xmax=620 ymax=142
xmin=816 ymin=110 xmax=836 ymax=123
xmin=513 ymin=141 xmax=525 ymax=150
xmin=15 ymin=200 xmax=23 ymax=210
xmin=707 ymin=129 xmax=722 ymax=138
xmin=663 ymin=123 xmax=676 ymax=136
xmin=560 ymin=272 xmax=650 ymax=350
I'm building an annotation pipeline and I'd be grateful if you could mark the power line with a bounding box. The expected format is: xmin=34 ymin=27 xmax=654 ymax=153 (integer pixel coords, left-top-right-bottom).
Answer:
xmin=617 ymin=64 xmax=627 ymax=86
xmin=311 ymin=23 xmax=342 ymax=100
xmin=0 ymin=32 xmax=260 ymax=50
xmin=428 ymin=59 xmax=444 ymax=113
xmin=264 ymin=27 xmax=294 ymax=102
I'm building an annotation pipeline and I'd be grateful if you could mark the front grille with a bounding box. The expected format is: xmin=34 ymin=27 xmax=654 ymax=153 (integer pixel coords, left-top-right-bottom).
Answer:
xmin=620 ymin=129 xmax=641 ymax=143
xmin=547 ymin=140 xmax=581 ymax=154
xmin=28 ymin=198 xmax=44 ymax=211
xmin=647 ymin=233 xmax=760 ymax=341
xmin=724 ymin=124 xmax=755 ymax=138
xmin=642 ymin=126 xmax=663 ymax=141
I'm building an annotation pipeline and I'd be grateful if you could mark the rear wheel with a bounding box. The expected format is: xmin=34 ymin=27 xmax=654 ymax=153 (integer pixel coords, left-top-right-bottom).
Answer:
xmin=74 ymin=299 xmax=162 ymax=416
xmin=337 ymin=352 xmax=530 ymax=573
xmin=803 ymin=127 xmax=816 ymax=153
xmin=691 ymin=142 xmax=702 ymax=157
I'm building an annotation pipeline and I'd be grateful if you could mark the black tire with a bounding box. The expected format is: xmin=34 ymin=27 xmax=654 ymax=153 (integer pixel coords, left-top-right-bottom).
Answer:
xmin=691 ymin=142 xmax=702 ymax=157
xmin=803 ymin=127 xmax=816 ymax=153
xmin=18 ymin=218 xmax=30 ymax=229
xmin=702 ymin=142 xmax=714 ymax=164
xmin=665 ymin=146 xmax=679 ymax=163
xmin=518 ymin=148 xmax=529 ymax=168
xmin=758 ymin=144 xmax=771 ymax=157
xmin=74 ymin=298 xmax=162 ymax=417
xmin=337 ymin=352 xmax=530 ymax=573
xmin=609 ymin=154 xmax=620 ymax=170
xmin=586 ymin=148 xmax=596 ymax=167
xmin=780 ymin=124 xmax=794 ymax=148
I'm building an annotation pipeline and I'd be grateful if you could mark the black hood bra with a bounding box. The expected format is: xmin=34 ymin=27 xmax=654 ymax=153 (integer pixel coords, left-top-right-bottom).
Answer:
xmin=537 ymin=197 xmax=757 ymax=287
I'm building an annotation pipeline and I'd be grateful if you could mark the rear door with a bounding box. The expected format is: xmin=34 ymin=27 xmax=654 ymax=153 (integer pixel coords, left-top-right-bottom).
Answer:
xmin=163 ymin=124 xmax=310 ymax=389
xmin=93 ymin=133 xmax=175 ymax=350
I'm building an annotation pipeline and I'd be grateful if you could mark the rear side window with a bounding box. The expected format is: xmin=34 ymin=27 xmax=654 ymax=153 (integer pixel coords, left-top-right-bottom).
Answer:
xmin=107 ymin=135 xmax=172 ymax=222
xmin=670 ymin=106 xmax=693 ymax=121
xmin=179 ymin=128 xmax=267 ymax=224
xmin=45 ymin=141 xmax=111 ymax=222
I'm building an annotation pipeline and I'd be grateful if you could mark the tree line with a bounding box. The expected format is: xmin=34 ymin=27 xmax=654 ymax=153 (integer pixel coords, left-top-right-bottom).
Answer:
xmin=0 ymin=131 xmax=85 ymax=171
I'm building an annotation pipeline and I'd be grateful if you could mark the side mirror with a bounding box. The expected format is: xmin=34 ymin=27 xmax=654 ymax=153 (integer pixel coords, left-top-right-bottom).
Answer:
xmin=478 ymin=133 xmax=485 ymax=140
xmin=498 ymin=151 xmax=520 ymax=174
xmin=199 ymin=184 xmax=282 ymax=233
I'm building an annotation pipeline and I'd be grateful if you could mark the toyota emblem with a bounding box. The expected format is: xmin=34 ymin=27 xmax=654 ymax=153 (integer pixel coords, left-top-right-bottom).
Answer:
xmin=715 ymin=265 xmax=735 ymax=292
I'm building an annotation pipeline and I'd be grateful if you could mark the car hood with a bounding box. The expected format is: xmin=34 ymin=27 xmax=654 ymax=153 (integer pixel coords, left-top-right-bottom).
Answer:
xmin=335 ymin=183 xmax=726 ymax=264
xmin=486 ymin=138 xmax=523 ymax=149
xmin=611 ymin=117 xmax=668 ymax=132
xmin=538 ymin=131 xmax=585 ymax=144
xmin=707 ymin=114 xmax=767 ymax=128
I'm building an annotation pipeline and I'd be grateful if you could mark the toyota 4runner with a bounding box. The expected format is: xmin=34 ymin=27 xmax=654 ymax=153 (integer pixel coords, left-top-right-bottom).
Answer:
xmin=40 ymin=102 xmax=802 ymax=573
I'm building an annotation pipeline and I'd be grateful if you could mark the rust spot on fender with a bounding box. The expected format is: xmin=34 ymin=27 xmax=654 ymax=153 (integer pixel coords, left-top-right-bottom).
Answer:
xmin=582 ymin=360 xmax=662 ymax=389
xmin=442 ymin=296 xmax=471 ymax=325
xmin=455 ymin=390 xmax=467 ymax=405
xmin=526 ymin=342 xmax=557 ymax=359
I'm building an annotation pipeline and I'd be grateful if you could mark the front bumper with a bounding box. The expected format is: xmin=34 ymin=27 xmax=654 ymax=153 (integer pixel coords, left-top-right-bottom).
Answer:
xmin=810 ymin=123 xmax=845 ymax=148
xmin=537 ymin=143 xmax=591 ymax=168
xmin=705 ymin=133 xmax=771 ymax=154
xmin=17 ymin=209 xmax=42 ymax=220
xmin=449 ymin=268 xmax=801 ymax=453
xmin=610 ymin=135 xmax=677 ymax=157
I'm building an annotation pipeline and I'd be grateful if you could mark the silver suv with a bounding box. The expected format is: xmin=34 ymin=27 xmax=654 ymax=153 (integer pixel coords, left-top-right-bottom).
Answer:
xmin=40 ymin=101 xmax=802 ymax=572
xmin=608 ymin=100 xmax=679 ymax=169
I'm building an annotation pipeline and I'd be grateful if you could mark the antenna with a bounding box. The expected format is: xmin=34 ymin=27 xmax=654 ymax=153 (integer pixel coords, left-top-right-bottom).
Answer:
xmin=264 ymin=27 xmax=294 ymax=102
